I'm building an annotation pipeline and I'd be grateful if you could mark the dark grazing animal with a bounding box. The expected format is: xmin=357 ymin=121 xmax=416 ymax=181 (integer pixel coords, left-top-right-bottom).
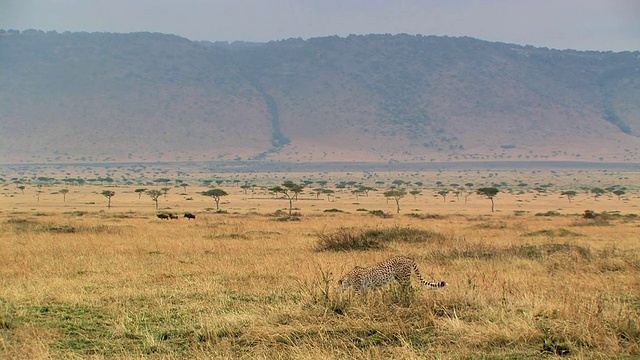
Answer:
xmin=184 ymin=212 xmax=196 ymax=220
xmin=157 ymin=213 xmax=170 ymax=220
xmin=168 ymin=213 xmax=179 ymax=220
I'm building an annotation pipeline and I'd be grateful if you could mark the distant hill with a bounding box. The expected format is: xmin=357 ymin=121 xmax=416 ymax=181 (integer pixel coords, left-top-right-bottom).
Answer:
xmin=1 ymin=29 xmax=639 ymax=164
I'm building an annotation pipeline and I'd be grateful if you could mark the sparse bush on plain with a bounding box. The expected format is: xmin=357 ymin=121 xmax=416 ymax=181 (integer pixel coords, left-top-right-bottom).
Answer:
xmin=406 ymin=213 xmax=445 ymax=219
xmin=368 ymin=209 xmax=392 ymax=218
xmin=315 ymin=227 xmax=384 ymax=251
xmin=535 ymin=210 xmax=561 ymax=216
xmin=437 ymin=242 xmax=592 ymax=261
xmin=315 ymin=226 xmax=450 ymax=251
xmin=471 ymin=221 xmax=508 ymax=229
xmin=523 ymin=228 xmax=582 ymax=238
xmin=572 ymin=218 xmax=612 ymax=227
xmin=362 ymin=226 xmax=449 ymax=244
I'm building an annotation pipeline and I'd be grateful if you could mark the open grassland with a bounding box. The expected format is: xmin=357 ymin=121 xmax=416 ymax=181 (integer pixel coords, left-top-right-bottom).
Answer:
xmin=1 ymin=168 xmax=640 ymax=358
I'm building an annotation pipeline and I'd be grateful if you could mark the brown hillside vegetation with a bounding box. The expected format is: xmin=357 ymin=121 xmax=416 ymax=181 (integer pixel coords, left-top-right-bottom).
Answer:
xmin=1 ymin=30 xmax=640 ymax=164
xmin=1 ymin=166 xmax=639 ymax=358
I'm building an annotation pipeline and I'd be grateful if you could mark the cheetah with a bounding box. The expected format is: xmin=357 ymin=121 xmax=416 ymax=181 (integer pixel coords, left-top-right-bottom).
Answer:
xmin=338 ymin=256 xmax=446 ymax=294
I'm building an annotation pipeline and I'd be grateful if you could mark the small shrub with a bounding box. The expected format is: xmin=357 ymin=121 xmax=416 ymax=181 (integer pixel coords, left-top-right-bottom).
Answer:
xmin=6 ymin=218 xmax=30 ymax=224
xmin=443 ymin=243 xmax=592 ymax=261
xmin=514 ymin=243 xmax=592 ymax=260
xmin=535 ymin=211 xmax=561 ymax=217
xmin=472 ymin=221 xmax=508 ymax=229
xmin=369 ymin=210 xmax=392 ymax=218
xmin=406 ymin=213 xmax=445 ymax=220
xmin=572 ymin=218 xmax=611 ymax=227
xmin=43 ymin=224 xmax=76 ymax=233
xmin=315 ymin=226 xmax=449 ymax=251
xmin=276 ymin=216 xmax=301 ymax=222
xmin=324 ymin=208 xmax=344 ymax=213
xmin=362 ymin=226 xmax=448 ymax=244
xmin=523 ymin=228 xmax=582 ymax=238
xmin=315 ymin=227 xmax=384 ymax=251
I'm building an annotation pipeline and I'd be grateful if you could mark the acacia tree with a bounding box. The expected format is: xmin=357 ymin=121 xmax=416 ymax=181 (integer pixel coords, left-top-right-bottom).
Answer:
xmin=59 ymin=188 xmax=69 ymax=202
xmin=384 ymin=189 xmax=406 ymax=214
xmin=613 ymin=189 xmax=626 ymax=200
xmin=202 ymin=188 xmax=229 ymax=211
xmin=270 ymin=183 xmax=304 ymax=216
xmin=322 ymin=188 xmax=334 ymax=202
xmin=351 ymin=188 xmax=364 ymax=201
xmin=437 ymin=189 xmax=450 ymax=202
xmin=155 ymin=178 xmax=171 ymax=187
xmin=101 ymin=190 xmax=115 ymax=209
xmin=476 ymin=187 xmax=499 ymax=212
xmin=561 ymin=190 xmax=578 ymax=203
xmin=135 ymin=188 xmax=147 ymax=199
xmin=357 ymin=186 xmax=376 ymax=197
xmin=161 ymin=187 xmax=171 ymax=199
xmin=147 ymin=189 xmax=162 ymax=209
xmin=590 ymin=187 xmax=605 ymax=200
xmin=409 ymin=189 xmax=421 ymax=200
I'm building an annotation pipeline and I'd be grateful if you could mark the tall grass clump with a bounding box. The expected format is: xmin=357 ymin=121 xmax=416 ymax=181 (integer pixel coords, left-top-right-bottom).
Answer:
xmin=315 ymin=227 xmax=384 ymax=251
xmin=315 ymin=226 xmax=450 ymax=251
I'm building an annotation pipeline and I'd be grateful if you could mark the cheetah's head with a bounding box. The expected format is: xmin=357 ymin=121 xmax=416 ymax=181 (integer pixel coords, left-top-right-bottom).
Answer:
xmin=337 ymin=266 xmax=363 ymax=290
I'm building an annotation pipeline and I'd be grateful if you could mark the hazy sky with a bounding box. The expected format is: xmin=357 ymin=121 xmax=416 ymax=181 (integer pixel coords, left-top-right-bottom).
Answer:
xmin=2 ymin=0 xmax=639 ymax=51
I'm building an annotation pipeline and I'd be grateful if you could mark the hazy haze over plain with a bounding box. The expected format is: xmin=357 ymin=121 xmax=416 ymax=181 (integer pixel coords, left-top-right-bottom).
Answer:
xmin=2 ymin=0 xmax=639 ymax=51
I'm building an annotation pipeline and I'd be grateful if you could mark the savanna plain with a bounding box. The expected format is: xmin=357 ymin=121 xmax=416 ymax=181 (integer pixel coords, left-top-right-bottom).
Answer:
xmin=1 ymin=165 xmax=639 ymax=359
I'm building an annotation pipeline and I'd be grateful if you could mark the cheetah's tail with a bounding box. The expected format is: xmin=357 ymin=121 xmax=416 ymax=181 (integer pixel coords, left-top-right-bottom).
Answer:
xmin=413 ymin=263 xmax=446 ymax=288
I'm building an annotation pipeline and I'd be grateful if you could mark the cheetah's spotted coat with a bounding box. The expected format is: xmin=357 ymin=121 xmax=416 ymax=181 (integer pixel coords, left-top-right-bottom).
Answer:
xmin=338 ymin=256 xmax=446 ymax=294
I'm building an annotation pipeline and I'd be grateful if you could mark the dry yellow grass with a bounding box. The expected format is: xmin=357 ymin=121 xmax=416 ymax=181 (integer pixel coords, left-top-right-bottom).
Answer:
xmin=1 ymin=168 xmax=639 ymax=358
